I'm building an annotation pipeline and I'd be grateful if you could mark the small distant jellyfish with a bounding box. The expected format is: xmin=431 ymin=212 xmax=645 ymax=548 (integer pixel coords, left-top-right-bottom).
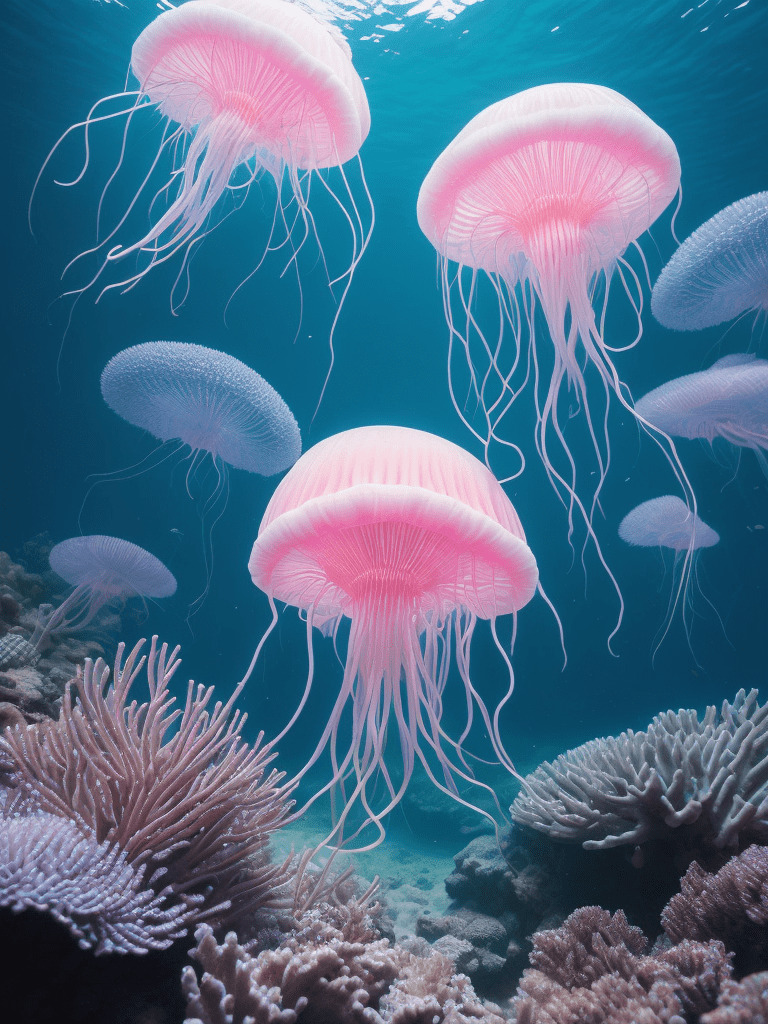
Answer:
xmin=33 ymin=0 xmax=372 ymax=330
xmin=635 ymin=354 xmax=768 ymax=476
xmin=244 ymin=425 xmax=539 ymax=850
xmin=619 ymin=496 xmax=719 ymax=551
xmin=31 ymin=535 xmax=176 ymax=651
xmin=417 ymin=82 xmax=687 ymax=639
xmin=652 ymin=192 xmax=768 ymax=332
xmin=618 ymin=495 xmax=719 ymax=654
xmin=99 ymin=340 xmax=301 ymax=610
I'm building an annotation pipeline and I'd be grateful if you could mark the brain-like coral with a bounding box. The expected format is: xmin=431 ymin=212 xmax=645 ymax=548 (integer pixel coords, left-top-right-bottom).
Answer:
xmin=510 ymin=690 xmax=768 ymax=865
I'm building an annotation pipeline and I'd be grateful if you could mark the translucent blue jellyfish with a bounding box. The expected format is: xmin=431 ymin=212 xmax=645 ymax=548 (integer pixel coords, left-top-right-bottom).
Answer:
xmin=652 ymin=192 xmax=768 ymax=331
xmin=98 ymin=341 xmax=301 ymax=610
xmin=32 ymin=535 xmax=176 ymax=650
xmin=636 ymin=354 xmax=768 ymax=476
xmin=618 ymin=495 xmax=720 ymax=655
xmin=619 ymin=496 xmax=719 ymax=551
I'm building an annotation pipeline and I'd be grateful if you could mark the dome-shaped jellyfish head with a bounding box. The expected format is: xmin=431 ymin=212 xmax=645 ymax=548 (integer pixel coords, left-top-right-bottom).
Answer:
xmin=246 ymin=425 xmax=539 ymax=849
xmin=35 ymin=0 xmax=372 ymax=332
xmin=100 ymin=340 xmax=301 ymax=613
xmin=619 ymin=496 xmax=719 ymax=552
xmin=652 ymin=192 xmax=768 ymax=332
xmin=34 ymin=535 xmax=177 ymax=650
xmin=417 ymin=83 xmax=683 ymax=635
xmin=101 ymin=341 xmax=301 ymax=475
xmin=619 ymin=495 xmax=719 ymax=658
xmin=635 ymin=354 xmax=768 ymax=475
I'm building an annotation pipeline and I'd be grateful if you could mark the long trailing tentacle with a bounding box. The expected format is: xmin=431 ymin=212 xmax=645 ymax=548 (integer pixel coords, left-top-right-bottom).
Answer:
xmin=29 ymin=91 xmax=145 ymax=237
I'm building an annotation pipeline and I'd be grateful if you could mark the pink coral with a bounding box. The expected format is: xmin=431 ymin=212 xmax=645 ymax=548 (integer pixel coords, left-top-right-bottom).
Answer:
xmin=0 ymin=637 xmax=294 ymax=950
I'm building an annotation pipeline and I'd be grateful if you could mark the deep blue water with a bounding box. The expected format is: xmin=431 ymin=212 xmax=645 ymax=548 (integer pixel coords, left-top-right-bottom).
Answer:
xmin=2 ymin=0 xmax=767 ymax=840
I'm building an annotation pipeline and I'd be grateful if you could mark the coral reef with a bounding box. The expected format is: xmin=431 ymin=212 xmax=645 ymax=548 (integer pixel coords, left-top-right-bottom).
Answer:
xmin=182 ymin=884 xmax=507 ymax=1024
xmin=662 ymin=844 xmax=768 ymax=977
xmin=0 ymin=806 xmax=191 ymax=953
xmin=0 ymin=637 xmax=294 ymax=952
xmin=417 ymin=907 xmax=513 ymax=986
xmin=414 ymin=829 xmax=555 ymax=993
xmin=512 ymin=905 xmax=732 ymax=1024
xmin=510 ymin=690 xmax=768 ymax=868
xmin=431 ymin=823 xmax=678 ymax=993
xmin=700 ymin=972 xmax=768 ymax=1023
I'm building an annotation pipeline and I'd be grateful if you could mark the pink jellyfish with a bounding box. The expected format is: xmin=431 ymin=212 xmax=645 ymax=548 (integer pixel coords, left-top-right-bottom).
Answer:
xmin=31 ymin=536 xmax=177 ymax=652
xmin=417 ymin=83 xmax=688 ymax=633
xmin=245 ymin=425 xmax=539 ymax=849
xmin=34 ymin=0 xmax=372 ymax=325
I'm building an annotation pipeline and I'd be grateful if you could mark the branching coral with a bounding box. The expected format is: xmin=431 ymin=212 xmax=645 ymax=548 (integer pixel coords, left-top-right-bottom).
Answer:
xmin=182 ymin=886 xmax=506 ymax=1024
xmin=512 ymin=906 xmax=732 ymax=1024
xmin=662 ymin=844 xmax=768 ymax=976
xmin=700 ymin=971 xmax=768 ymax=1023
xmin=510 ymin=690 xmax=768 ymax=863
xmin=0 ymin=637 xmax=294 ymax=952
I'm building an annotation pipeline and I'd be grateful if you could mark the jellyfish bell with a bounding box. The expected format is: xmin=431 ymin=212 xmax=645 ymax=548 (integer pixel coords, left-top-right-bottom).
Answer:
xmin=618 ymin=495 xmax=720 ymax=657
xmin=417 ymin=82 xmax=688 ymax=638
xmin=33 ymin=0 xmax=372 ymax=341
xmin=652 ymin=192 xmax=768 ymax=332
xmin=95 ymin=340 xmax=301 ymax=612
xmin=32 ymin=535 xmax=176 ymax=652
xmin=100 ymin=341 xmax=301 ymax=476
xmin=243 ymin=424 xmax=539 ymax=850
xmin=635 ymin=354 xmax=768 ymax=476
xmin=619 ymin=495 xmax=719 ymax=551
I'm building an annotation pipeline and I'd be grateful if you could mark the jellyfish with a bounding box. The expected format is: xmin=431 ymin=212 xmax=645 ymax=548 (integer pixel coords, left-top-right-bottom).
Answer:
xmin=243 ymin=424 xmax=539 ymax=849
xmin=98 ymin=340 xmax=301 ymax=611
xmin=33 ymin=0 xmax=372 ymax=333
xmin=652 ymin=192 xmax=768 ymax=332
xmin=635 ymin=354 xmax=768 ymax=476
xmin=31 ymin=535 xmax=176 ymax=651
xmin=417 ymin=83 xmax=687 ymax=632
xmin=618 ymin=495 xmax=719 ymax=654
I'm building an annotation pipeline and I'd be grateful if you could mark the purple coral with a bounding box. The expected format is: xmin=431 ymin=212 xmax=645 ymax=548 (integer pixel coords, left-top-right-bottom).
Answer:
xmin=663 ymin=845 xmax=768 ymax=977
xmin=0 ymin=637 xmax=294 ymax=952
xmin=701 ymin=972 xmax=768 ymax=1023
xmin=0 ymin=809 xmax=191 ymax=953
xmin=513 ymin=906 xmax=731 ymax=1024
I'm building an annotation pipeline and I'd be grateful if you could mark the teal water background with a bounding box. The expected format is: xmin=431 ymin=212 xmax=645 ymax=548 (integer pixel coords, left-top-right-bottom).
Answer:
xmin=2 ymin=0 xmax=767 ymax=841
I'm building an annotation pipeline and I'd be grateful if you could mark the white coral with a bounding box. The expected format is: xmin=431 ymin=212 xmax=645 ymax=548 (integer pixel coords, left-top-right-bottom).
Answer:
xmin=511 ymin=689 xmax=768 ymax=852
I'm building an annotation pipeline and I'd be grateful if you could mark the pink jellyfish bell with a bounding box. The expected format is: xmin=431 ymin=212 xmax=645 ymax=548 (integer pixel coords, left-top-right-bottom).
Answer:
xmin=417 ymin=83 xmax=686 ymax=618
xmin=35 ymin=0 xmax=372 ymax=318
xmin=247 ymin=425 xmax=538 ymax=849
